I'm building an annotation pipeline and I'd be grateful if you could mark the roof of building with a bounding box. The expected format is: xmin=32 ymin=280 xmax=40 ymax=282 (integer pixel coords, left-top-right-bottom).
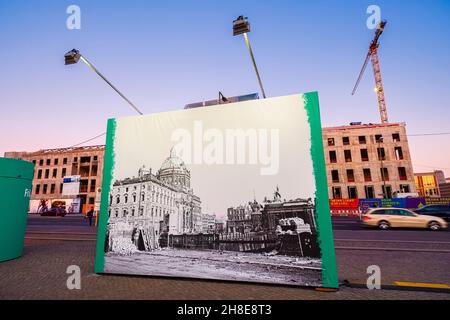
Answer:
xmin=323 ymin=122 xmax=405 ymax=131
xmin=7 ymin=145 xmax=105 ymax=157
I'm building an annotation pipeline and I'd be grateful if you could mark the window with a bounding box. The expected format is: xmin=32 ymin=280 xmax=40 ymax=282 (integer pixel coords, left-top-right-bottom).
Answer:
xmin=44 ymin=169 xmax=49 ymax=179
xmin=125 ymin=195 xmax=128 ymax=203
xmin=39 ymin=159 xmax=44 ymax=166
xmin=327 ymin=138 xmax=335 ymax=146
xmin=395 ymin=147 xmax=404 ymax=160
xmin=343 ymin=137 xmax=350 ymax=145
xmin=375 ymin=134 xmax=383 ymax=143
xmin=365 ymin=186 xmax=375 ymax=198
xmin=37 ymin=169 xmax=42 ymax=179
xmin=360 ymin=149 xmax=369 ymax=161
xmin=363 ymin=168 xmax=372 ymax=182
xmin=54 ymin=158 xmax=59 ymax=165
xmin=35 ymin=185 xmax=40 ymax=195
xmin=90 ymin=179 xmax=96 ymax=193
xmin=73 ymin=157 xmax=78 ymax=162
xmin=91 ymin=165 xmax=98 ymax=176
xmin=63 ymin=158 xmax=67 ymax=165
xmin=359 ymin=136 xmax=366 ymax=144
xmin=332 ymin=187 xmax=342 ymax=199
xmin=60 ymin=183 xmax=63 ymax=193
xmin=88 ymin=197 xmax=95 ymax=204
xmin=377 ymin=147 xmax=386 ymax=160
xmin=400 ymin=184 xmax=410 ymax=193
xmin=52 ymin=168 xmax=57 ymax=178
xmin=380 ymin=168 xmax=389 ymax=181
xmin=43 ymin=184 xmax=48 ymax=194
xmin=392 ymin=133 xmax=400 ymax=142
xmin=116 ymin=196 xmax=120 ymax=204
xmin=346 ymin=169 xmax=355 ymax=182
xmin=61 ymin=168 xmax=66 ymax=178
xmin=331 ymin=170 xmax=339 ymax=183
xmin=46 ymin=159 xmax=50 ymax=165
xmin=348 ymin=186 xmax=358 ymax=199
xmin=50 ymin=184 xmax=56 ymax=194
xmin=93 ymin=156 xmax=98 ymax=161
xmin=329 ymin=150 xmax=337 ymax=163
xmin=344 ymin=150 xmax=352 ymax=162
xmin=382 ymin=185 xmax=392 ymax=198
xmin=32 ymin=160 xmax=36 ymax=165
xmin=398 ymin=209 xmax=414 ymax=217
xmin=398 ymin=167 xmax=407 ymax=180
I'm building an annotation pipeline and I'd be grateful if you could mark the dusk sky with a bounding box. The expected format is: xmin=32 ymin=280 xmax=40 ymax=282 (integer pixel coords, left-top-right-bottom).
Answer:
xmin=1 ymin=0 xmax=449 ymax=175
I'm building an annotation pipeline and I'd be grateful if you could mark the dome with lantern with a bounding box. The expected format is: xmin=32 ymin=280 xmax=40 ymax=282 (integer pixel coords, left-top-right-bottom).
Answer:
xmin=157 ymin=147 xmax=191 ymax=189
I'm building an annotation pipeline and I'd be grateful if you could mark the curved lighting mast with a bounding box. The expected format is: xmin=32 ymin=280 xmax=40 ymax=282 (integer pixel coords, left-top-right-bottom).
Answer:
xmin=352 ymin=20 xmax=389 ymax=124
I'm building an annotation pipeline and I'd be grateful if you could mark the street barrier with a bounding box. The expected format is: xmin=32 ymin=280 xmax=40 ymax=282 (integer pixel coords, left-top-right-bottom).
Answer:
xmin=330 ymin=197 xmax=450 ymax=217
xmin=0 ymin=157 xmax=34 ymax=262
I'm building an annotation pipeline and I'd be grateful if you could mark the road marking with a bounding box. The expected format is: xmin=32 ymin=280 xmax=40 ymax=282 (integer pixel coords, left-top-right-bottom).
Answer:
xmin=335 ymin=246 xmax=450 ymax=253
xmin=335 ymin=238 xmax=450 ymax=244
xmin=393 ymin=281 xmax=450 ymax=289
xmin=25 ymin=236 xmax=96 ymax=241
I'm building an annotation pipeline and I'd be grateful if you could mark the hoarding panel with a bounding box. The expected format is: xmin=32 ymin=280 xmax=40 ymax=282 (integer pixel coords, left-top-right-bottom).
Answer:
xmin=95 ymin=92 xmax=338 ymax=288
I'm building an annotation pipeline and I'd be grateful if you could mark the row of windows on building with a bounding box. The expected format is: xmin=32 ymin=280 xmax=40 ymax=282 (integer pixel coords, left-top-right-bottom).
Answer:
xmin=332 ymin=184 xmax=411 ymax=199
xmin=35 ymin=165 xmax=98 ymax=180
xmin=111 ymin=189 xmax=176 ymax=207
xmin=330 ymin=167 xmax=408 ymax=184
xmin=31 ymin=155 xmax=99 ymax=167
xmin=34 ymin=179 xmax=96 ymax=195
xmin=328 ymin=146 xmax=404 ymax=163
xmin=108 ymin=206 xmax=172 ymax=220
xmin=327 ymin=133 xmax=401 ymax=147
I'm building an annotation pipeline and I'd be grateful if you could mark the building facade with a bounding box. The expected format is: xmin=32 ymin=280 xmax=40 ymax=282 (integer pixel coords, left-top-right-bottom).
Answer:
xmin=414 ymin=170 xmax=446 ymax=197
xmin=201 ymin=214 xmax=216 ymax=234
xmin=4 ymin=145 xmax=105 ymax=213
xmin=322 ymin=123 xmax=416 ymax=199
xmin=107 ymin=149 xmax=202 ymax=241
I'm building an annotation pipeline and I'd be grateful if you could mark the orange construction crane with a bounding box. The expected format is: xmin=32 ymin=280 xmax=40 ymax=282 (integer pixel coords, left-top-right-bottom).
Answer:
xmin=352 ymin=20 xmax=389 ymax=123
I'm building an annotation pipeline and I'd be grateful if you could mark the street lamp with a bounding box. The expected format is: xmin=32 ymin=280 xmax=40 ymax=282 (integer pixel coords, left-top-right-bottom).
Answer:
xmin=64 ymin=49 xmax=143 ymax=115
xmin=233 ymin=16 xmax=267 ymax=99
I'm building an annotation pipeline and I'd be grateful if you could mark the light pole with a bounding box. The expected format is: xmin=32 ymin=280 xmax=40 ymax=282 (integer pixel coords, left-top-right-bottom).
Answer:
xmin=378 ymin=137 xmax=387 ymax=198
xmin=64 ymin=49 xmax=143 ymax=115
xmin=233 ymin=16 xmax=267 ymax=99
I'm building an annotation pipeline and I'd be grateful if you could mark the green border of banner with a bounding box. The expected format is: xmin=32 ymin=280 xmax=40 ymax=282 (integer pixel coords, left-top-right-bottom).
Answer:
xmin=304 ymin=91 xmax=338 ymax=288
xmin=94 ymin=118 xmax=116 ymax=273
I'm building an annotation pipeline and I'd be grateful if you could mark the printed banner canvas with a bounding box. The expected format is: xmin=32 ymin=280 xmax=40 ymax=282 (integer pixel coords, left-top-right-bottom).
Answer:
xmin=95 ymin=92 xmax=338 ymax=288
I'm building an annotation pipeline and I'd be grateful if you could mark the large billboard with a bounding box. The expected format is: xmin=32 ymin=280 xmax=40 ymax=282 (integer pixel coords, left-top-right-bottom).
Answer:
xmin=94 ymin=92 xmax=338 ymax=288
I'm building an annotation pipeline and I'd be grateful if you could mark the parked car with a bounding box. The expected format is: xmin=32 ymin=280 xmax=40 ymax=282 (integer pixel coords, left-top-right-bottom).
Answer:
xmin=40 ymin=207 xmax=67 ymax=217
xmin=361 ymin=207 xmax=447 ymax=231
xmin=413 ymin=205 xmax=450 ymax=223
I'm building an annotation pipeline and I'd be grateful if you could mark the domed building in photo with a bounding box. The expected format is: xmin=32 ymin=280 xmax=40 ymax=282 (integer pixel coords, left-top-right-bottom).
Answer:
xmin=106 ymin=148 xmax=202 ymax=252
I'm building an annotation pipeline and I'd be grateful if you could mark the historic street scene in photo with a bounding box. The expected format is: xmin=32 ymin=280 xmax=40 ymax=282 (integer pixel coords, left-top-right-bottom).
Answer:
xmin=103 ymin=148 xmax=323 ymax=286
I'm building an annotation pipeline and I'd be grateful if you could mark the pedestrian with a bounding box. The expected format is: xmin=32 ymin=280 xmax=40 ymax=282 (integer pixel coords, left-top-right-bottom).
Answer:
xmin=86 ymin=207 xmax=94 ymax=226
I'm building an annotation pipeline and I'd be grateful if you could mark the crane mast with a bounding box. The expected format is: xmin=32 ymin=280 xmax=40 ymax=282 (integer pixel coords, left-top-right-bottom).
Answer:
xmin=352 ymin=20 xmax=389 ymax=124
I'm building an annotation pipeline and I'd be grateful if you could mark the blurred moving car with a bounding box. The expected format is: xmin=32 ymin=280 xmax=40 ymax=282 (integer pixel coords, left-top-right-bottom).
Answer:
xmin=40 ymin=207 xmax=66 ymax=217
xmin=413 ymin=205 xmax=450 ymax=223
xmin=361 ymin=207 xmax=448 ymax=231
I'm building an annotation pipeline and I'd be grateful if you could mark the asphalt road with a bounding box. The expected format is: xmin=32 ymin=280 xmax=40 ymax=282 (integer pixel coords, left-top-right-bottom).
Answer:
xmin=3 ymin=214 xmax=446 ymax=299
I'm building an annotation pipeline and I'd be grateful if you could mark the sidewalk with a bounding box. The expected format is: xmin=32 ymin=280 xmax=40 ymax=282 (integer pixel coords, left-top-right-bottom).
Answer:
xmin=0 ymin=239 xmax=449 ymax=300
